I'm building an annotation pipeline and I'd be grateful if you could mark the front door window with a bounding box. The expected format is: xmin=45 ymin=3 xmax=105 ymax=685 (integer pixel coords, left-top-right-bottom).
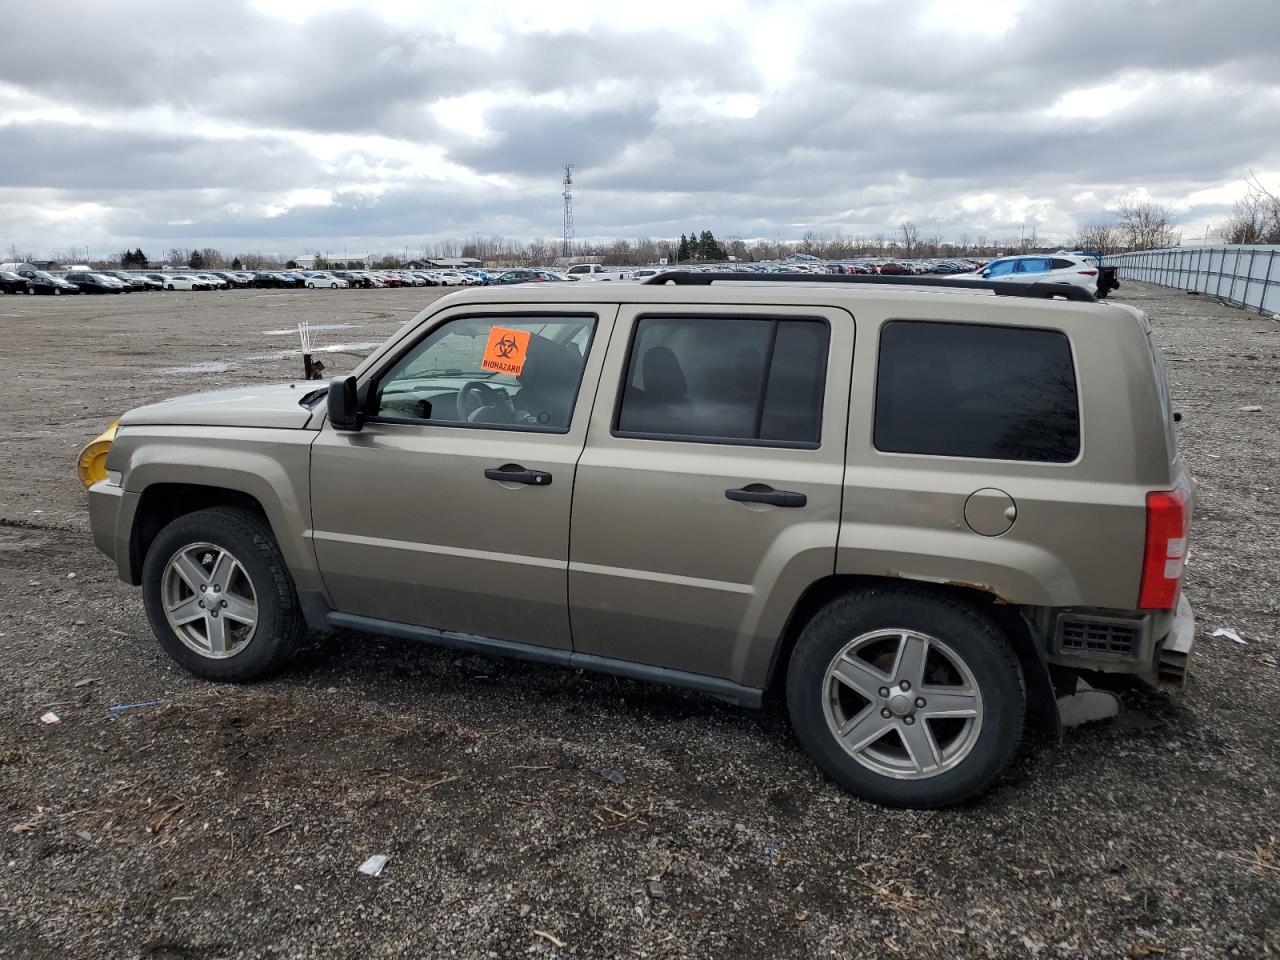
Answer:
xmin=372 ymin=315 xmax=595 ymax=431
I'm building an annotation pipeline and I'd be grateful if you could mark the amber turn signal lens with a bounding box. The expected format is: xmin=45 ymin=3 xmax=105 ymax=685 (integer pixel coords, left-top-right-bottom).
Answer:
xmin=77 ymin=422 xmax=119 ymax=488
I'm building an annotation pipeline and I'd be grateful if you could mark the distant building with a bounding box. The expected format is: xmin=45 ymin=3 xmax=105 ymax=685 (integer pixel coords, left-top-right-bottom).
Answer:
xmin=290 ymin=255 xmax=317 ymax=270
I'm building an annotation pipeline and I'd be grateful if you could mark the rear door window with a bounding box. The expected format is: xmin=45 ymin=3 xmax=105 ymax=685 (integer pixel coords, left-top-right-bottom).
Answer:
xmin=874 ymin=320 xmax=1080 ymax=462
xmin=1015 ymin=258 xmax=1052 ymax=274
xmin=614 ymin=315 xmax=829 ymax=446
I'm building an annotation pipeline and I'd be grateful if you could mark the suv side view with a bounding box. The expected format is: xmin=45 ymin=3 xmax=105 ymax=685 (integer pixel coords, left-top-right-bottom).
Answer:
xmin=82 ymin=273 xmax=1194 ymax=808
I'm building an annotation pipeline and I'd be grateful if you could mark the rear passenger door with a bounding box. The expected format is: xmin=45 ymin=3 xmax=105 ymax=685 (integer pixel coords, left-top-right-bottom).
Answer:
xmin=568 ymin=304 xmax=853 ymax=688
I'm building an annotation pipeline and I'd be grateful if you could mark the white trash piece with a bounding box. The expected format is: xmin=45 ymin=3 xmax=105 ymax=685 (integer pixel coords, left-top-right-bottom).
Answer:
xmin=1211 ymin=627 xmax=1247 ymax=644
xmin=358 ymin=854 xmax=389 ymax=877
xmin=40 ymin=711 xmax=60 ymax=725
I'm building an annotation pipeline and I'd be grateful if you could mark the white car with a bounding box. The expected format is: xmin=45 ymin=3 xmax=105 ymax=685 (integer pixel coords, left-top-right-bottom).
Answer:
xmin=965 ymin=254 xmax=1100 ymax=293
xmin=145 ymin=273 xmax=204 ymax=291
xmin=193 ymin=273 xmax=229 ymax=290
xmin=304 ymin=272 xmax=350 ymax=289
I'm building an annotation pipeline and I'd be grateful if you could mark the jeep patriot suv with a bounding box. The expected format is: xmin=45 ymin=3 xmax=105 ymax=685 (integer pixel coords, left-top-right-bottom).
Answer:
xmin=82 ymin=273 xmax=1194 ymax=807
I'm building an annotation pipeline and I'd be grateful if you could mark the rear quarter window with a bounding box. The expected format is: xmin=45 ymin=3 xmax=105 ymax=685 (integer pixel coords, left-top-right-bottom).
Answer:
xmin=874 ymin=320 xmax=1080 ymax=463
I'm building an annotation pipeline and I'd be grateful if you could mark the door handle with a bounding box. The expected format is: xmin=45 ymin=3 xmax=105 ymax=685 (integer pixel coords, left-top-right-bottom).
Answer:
xmin=484 ymin=464 xmax=553 ymax=486
xmin=725 ymin=485 xmax=807 ymax=508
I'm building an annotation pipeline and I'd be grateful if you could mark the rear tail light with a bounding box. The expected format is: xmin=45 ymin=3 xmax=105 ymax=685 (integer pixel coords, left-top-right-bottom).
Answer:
xmin=1138 ymin=488 xmax=1190 ymax=609
xmin=1078 ymin=270 xmax=1098 ymax=276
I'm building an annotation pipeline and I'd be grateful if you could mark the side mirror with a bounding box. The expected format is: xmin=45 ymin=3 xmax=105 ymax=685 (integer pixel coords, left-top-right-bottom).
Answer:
xmin=327 ymin=375 xmax=363 ymax=432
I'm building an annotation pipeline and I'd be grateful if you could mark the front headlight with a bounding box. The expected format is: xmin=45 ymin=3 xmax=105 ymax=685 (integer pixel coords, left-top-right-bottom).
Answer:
xmin=77 ymin=422 xmax=119 ymax=488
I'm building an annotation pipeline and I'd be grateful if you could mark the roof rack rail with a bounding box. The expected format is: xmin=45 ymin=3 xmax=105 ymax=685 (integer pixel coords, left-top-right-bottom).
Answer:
xmin=644 ymin=271 xmax=1097 ymax=302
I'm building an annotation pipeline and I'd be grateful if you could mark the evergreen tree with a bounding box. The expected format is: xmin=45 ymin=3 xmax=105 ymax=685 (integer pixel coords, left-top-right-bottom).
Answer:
xmin=231 ymin=257 xmax=243 ymax=270
xmin=134 ymin=248 xmax=148 ymax=267
xmin=689 ymin=229 xmax=701 ymax=260
xmin=700 ymin=230 xmax=725 ymax=261
xmin=677 ymin=234 xmax=690 ymax=262
xmin=188 ymin=249 xmax=205 ymax=269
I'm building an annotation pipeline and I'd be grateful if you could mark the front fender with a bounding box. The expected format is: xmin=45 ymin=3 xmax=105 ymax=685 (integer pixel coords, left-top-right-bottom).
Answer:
xmin=110 ymin=426 xmax=322 ymax=591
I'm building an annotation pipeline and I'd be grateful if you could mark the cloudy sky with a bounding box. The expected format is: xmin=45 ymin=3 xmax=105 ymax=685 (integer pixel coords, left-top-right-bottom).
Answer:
xmin=2 ymin=0 xmax=1278 ymax=259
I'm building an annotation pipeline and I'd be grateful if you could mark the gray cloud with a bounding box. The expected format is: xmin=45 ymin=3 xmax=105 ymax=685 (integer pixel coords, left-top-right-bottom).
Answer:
xmin=0 ymin=0 xmax=1277 ymax=255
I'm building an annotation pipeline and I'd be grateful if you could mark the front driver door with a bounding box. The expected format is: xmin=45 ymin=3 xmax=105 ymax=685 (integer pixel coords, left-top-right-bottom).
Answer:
xmin=309 ymin=305 xmax=615 ymax=650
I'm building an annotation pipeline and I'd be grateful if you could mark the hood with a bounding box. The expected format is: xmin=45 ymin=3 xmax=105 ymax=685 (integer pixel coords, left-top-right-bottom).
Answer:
xmin=119 ymin=382 xmax=320 ymax=429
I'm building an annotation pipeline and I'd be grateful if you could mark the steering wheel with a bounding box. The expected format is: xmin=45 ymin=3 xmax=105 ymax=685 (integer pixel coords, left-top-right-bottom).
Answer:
xmin=458 ymin=381 xmax=514 ymax=423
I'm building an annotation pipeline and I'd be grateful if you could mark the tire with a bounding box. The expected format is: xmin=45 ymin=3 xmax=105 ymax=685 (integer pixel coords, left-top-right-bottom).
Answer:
xmin=141 ymin=507 xmax=304 ymax=682
xmin=307 ymin=282 xmax=315 ymax=288
xmin=330 ymin=282 xmax=337 ymax=289
xmin=785 ymin=585 xmax=1025 ymax=808
xmin=54 ymin=287 xmax=61 ymax=296
xmin=166 ymin=284 xmax=174 ymax=291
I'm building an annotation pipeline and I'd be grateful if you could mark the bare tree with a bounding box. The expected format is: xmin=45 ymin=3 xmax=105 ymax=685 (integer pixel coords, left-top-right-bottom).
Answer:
xmin=1117 ymin=201 xmax=1181 ymax=251
xmin=898 ymin=221 xmax=919 ymax=257
xmin=1070 ymin=221 xmax=1125 ymax=255
xmin=1220 ymin=173 xmax=1280 ymax=245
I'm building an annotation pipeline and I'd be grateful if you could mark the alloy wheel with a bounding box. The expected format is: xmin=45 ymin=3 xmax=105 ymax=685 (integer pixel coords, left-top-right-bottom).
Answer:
xmin=822 ymin=629 xmax=984 ymax=780
xmin=160 ymin=542 xmax=259 ymax=658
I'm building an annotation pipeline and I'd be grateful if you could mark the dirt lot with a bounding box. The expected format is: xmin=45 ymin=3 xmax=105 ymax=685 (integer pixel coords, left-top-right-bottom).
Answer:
xmin=0 ymin=283 xmax=1276 ymax=959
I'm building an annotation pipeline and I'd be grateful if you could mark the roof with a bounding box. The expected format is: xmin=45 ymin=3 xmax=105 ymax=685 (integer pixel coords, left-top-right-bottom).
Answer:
xmin=415 ymin=276 xmax=1113 ymax=315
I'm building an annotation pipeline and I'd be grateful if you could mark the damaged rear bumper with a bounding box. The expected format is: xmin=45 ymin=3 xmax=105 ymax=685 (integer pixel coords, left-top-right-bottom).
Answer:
xmin=1155 ymin=594 xmax=1195 ymax=687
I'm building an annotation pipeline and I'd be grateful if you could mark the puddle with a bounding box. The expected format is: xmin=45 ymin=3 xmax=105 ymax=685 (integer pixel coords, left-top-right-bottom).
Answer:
xmin=161 ymin=361 xmax=236 ymax=374
xmin=245 ymin=342 xmax=380 ymax=362
xmin=263 ymin=323 xmax=357 ymax=336
xmin=317 ymin=341 xmax=379 ymax=353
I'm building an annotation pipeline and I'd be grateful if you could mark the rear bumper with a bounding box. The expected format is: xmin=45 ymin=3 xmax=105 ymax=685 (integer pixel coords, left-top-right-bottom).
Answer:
xmin=1155 ymin=594 xmax=1195 ymax=687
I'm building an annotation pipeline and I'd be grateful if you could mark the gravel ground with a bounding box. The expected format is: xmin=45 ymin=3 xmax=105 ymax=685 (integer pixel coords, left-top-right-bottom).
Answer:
xmin=0 ymin=283 xmax=1276 ymax=959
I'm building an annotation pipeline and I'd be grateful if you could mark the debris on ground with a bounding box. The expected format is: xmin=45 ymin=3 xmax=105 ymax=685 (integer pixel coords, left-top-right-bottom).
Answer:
xmin=1211 ymin=627 xmax=1248 ymax=644
xmin=595 ymin=767 xmax=626 ymax=785
xmin=533 ymin=929 xmax=566 ymax=948
xmin=108 ymin=700 xmax=164 ymax=713
xmin=358 ymin=854 xmax=389 ymax=877
xmin=39 ymin=712 xmax=59 ymax=724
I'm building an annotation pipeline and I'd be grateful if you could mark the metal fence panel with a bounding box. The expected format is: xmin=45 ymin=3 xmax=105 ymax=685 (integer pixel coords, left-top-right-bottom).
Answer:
xmin=1104 ymin=245 xmax=1280 ymax=316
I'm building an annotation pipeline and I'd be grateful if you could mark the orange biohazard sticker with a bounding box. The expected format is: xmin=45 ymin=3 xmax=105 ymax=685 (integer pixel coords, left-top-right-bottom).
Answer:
xmin=480 ymin=326 xmax=531 ymax=376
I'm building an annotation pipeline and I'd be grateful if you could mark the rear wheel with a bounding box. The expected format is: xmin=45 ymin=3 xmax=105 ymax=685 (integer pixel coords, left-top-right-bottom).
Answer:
xmin=786 ymin=586 xmax=1025 ymax=808
xmin=142 ymin=507 xmax=304 ymax=681
xmin=54 ymin=287 xmax=61 ymax=296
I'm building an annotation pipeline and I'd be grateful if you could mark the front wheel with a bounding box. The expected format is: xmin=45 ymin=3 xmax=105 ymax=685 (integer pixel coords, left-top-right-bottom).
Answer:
xmin=786 ymin=586 xmax=1025 ymax=808
xmin=141 ymin=507 xmax=304 ymax=681
xmin=54 ymin=287 xmax=61 ymax=296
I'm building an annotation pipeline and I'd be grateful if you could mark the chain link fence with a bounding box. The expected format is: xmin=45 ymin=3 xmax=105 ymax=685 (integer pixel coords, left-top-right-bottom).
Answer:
xmin=1103 ymin=245 xmax=1280 ymax=317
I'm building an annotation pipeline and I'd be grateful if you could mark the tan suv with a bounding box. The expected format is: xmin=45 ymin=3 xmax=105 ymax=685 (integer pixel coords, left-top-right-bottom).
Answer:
xmin=82 ymin=273 xmax=1195 ymax=807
